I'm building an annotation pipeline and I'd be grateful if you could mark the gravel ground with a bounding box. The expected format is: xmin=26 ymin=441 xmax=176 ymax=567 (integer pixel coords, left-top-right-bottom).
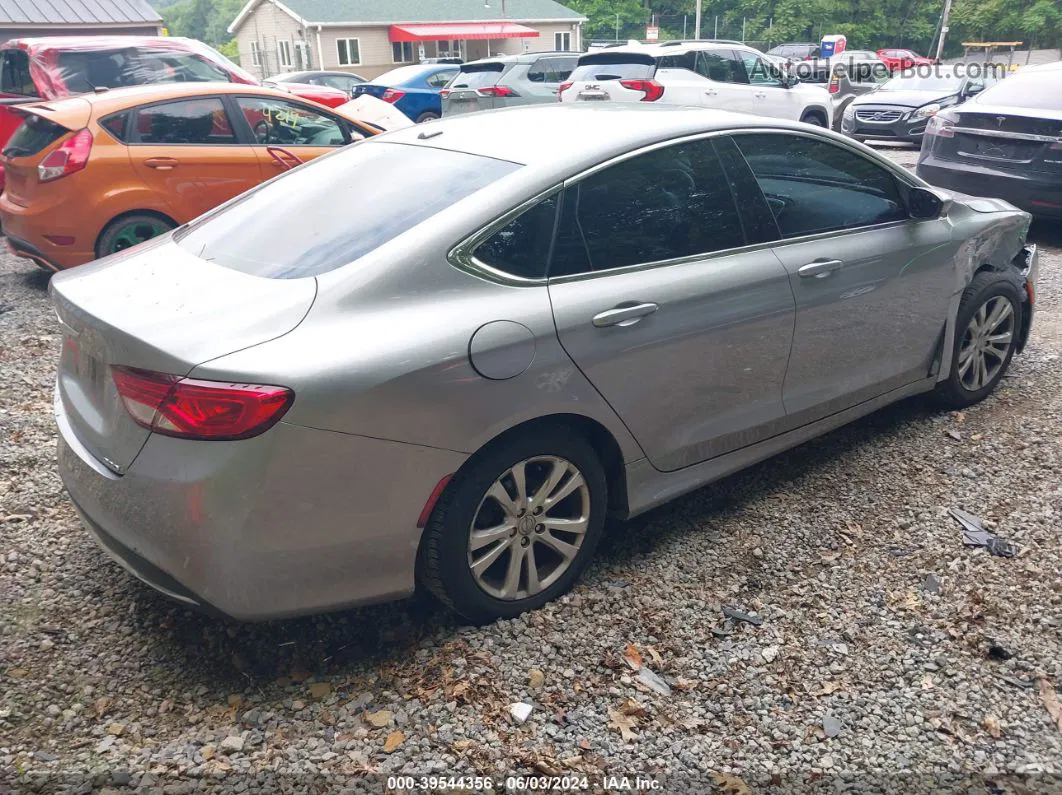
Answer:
xmin=2 ymin=146 xmax=1062 ymax=794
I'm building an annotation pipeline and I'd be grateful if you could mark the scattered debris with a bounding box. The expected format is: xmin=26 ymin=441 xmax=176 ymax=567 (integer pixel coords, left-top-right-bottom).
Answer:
xmin=219 ymin=735 xmax=244 ymax=754
xmin=608 ymin=708 xmax=638 ymax=742
xmin=624 ymin=643 xmax=644 ymax=671
xmin=528 ymin=669 xmax=545 ymax=690
xmin=923 ymin=574 xmax=942 ymax=595
xmin=106 ymin=723 xmax=125 ymax=737
xmin=987 ymin=644 xmax=1014 ymax=662
xmin=762 ymin=645 xmax=780 ymax=664
xmin=636 ymin=667 xmax=672 ymax=697
xmin=983 ymin=715 xmax=1002 ymax=738
xmin=722 ymin=605 xmax=764 ymax=626
xmin=823 ymin=713 xmax=842 ymax=738
xmin=945 ymin=429 xmax=963 ymax=441
xmin=711 ymin=623 xmax=734 ymax=638
xmin=1039 ymin=678 xmax=1062 ymax=733
xmin=951 ymin=507 xmax=1019 ymax=557
xmin=364 ymin=709 xmax=393 ymax=728
xmin=1000 ymin=675 xmax=1035 ymax=689
xmin=645 ymin=646 xmax=664 ymax=665
xmin=712 ymin=772 xmax=752 ymax=795
xmin=509 ymin=702 xmax=533 ymax=725
xmin=383 ymin=730 xmax=405 ymax=752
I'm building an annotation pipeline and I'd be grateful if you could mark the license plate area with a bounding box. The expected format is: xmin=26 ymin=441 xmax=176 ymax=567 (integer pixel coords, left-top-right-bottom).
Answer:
xmin=577 ymin=90 xmax=610 ymax=102
xmin=959 ymin=137 xmax=1037 ymax=163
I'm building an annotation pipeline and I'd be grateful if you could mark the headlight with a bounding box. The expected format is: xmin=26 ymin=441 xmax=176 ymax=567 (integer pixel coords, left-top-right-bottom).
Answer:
xmin=912 ymin=103 xmax=941 ymax=119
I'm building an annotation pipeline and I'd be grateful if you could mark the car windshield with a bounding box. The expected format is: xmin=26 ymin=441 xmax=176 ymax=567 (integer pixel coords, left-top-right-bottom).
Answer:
xmin=880 ymin=72 xmax=961 ymax=92
xmin=373 ymin=65 xmax=433 ymax=85
xmin=175 ymin=142 xmax=520 ymax=279
xmin=974 ymin=72 xmax=1062 ymax=111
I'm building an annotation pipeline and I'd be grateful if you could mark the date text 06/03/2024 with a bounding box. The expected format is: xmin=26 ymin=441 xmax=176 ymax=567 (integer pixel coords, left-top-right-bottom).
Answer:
xmin=385 ymin=775 xmax=663 ymax=791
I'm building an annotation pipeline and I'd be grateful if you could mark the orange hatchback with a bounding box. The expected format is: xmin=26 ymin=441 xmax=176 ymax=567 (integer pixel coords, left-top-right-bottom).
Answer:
xmin=0 ymin=83 xmax=380 ymax=270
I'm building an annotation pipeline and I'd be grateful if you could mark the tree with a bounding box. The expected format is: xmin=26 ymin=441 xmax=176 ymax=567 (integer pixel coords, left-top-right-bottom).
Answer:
xmin=567 ymin=0 xmax=648 ymax=40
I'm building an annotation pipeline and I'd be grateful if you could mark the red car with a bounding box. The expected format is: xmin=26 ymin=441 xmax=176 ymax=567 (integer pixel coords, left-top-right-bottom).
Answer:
xmin=876 ymin=48 xmax=937 ymax=71
xmin=0 ymin=36 xmax=347 ymax=154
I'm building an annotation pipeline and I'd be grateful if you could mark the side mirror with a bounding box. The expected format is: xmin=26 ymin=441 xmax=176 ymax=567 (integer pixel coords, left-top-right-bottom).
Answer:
xmin=962 ymin=81 xmax=984 ymax=97
xmin=909 ymin=186 xmax=952 ymax=219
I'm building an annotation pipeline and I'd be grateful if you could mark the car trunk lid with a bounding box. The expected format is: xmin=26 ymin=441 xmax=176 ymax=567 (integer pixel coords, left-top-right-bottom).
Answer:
xmin=49 ymin=238 xmax=317 ymax=474
xmin=562 ymin=52 xmax=657 ymax=103
xmin=944 ymin=109 xmax=1062 ymax=172
xmin=442 ymin=62 xmax=509 ymax=114
xmin=0 ymin=98 xmax=91 ymax=206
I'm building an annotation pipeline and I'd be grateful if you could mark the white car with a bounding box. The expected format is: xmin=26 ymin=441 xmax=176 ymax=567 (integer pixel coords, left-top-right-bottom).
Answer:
xmin=560 ymin=42 xmax=833 ymax=127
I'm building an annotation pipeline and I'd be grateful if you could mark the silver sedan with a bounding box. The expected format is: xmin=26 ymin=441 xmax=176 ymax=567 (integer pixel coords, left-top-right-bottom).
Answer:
xmin=52 ymin=105 xmax=1038 ymax=623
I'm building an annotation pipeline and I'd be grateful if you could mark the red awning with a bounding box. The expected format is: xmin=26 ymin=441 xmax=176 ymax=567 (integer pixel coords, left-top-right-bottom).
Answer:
xmin=389 ymin=22 xmax=541 ymax=42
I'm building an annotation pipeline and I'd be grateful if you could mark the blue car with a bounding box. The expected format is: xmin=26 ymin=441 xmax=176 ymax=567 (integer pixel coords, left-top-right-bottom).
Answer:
xmin=353 ymin=64 xmax=461 ymax=123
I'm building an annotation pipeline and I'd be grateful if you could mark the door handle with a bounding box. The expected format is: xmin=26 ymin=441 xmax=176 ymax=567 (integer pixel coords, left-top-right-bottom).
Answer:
xmin=798 ymin=258 xmax=844 ymax=278
xmin=754 ymin=91 xmax=767 ymax=99
xmin=592 ymin=302 xmax=659 ymax=328
xmin=144 ymin=157 xmax=178 ymax=170
xmin=704 ymin=89 xmax=718 ymax=96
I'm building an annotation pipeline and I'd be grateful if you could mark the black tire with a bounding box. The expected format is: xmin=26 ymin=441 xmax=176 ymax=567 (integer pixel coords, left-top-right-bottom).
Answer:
xmin=935 ymin=270 xmax=1024 ymax=408
xmin=418 ymin=427 xmax=608 ymax=623
xmin=96 ymin=213 xmax=175 ymax=259
xmin=416 ymin=112 xmax=440 ymax=124
xmin=800 ymin=110 xmax=828 ymax=127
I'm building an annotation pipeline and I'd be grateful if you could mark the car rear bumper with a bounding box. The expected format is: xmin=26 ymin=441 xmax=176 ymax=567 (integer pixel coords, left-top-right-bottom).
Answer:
xmin=56 ymin=391 xmax=468 ymax=620
xmin=917 ymin=157 xmax=1062 ymax=219
xmin=0 ymin=192 xmax=95 ymax=269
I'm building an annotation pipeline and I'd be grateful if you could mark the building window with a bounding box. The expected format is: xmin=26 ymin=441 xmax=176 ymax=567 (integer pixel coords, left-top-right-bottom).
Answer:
xmin=249 ymin=40 xmax=261 ymax=66
xmin=278 ymin=39 xmax=293 ymax=68
xmin=337 ymin=38 xmax=361 ymax=66
xmin=392 ymin=41 xmax=414 ymax=63
xmin=555 ymin=32 xmax=572 ymax=50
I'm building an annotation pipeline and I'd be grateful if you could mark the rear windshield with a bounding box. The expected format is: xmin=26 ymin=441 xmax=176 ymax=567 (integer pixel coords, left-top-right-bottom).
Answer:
xmin=975 ymin=73 xmax=1062 ymax=111
xmin=373 ymin=65 xmax=432 ymax=85
xmin=569 ymin=54 xmax=655 ymax=82
xmin=55 ymin=48 xmax=230 ymax=93
xmin=175 ymin=142 xmax=519 ymax=279
xmin=449 ymin=63 xmax=506 ymax=89
xmin=2 ymin=114 xmax=67 ymax=157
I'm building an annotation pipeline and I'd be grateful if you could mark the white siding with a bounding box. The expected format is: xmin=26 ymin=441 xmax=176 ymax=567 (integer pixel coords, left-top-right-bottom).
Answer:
xmin=235 ymin=0 xmax=307 ymax=79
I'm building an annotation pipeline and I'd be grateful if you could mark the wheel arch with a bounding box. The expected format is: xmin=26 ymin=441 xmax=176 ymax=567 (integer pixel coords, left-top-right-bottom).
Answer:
xmin=801 ymin=105 xmax=830 ymax=126
xmin=95 ymin=209 xmax=179 ymax=258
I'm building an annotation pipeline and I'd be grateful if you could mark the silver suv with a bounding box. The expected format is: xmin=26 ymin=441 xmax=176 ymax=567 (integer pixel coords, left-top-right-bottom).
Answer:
xmin=442 ymin=52 xmax=580 ymax=116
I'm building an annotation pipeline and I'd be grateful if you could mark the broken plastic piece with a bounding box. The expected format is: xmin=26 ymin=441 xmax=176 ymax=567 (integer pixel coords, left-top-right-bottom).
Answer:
xmin=950 ymin=507 xmax=1018 ymax=557
xmin=722 ymin=606 xmax=764 ymax=626
xmin=636 ymin=667 xmax=672 ymax=697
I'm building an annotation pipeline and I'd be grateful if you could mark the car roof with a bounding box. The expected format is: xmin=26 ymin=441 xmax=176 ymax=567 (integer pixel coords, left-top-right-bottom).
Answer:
xmin=460 ymin=51 xmax=581 ymax=67
xmin=579 ymin=41 xmax=757 ymax=59
xmin=4 ymin=35 xmax=201 ymax=53
xmin=22 ymin=82 xmax=318 ymax=114
xmin=378 ymin=104 xmax=802 ymax=170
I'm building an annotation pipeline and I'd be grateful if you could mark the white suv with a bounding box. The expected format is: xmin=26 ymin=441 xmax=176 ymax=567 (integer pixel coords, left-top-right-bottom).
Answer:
xmin=560 ymin=42 xmax=833 ymax=127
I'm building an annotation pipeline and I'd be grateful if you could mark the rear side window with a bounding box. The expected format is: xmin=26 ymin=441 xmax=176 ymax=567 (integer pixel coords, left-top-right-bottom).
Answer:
xmin=100 ymin=112 xmax=130 ymax=142
xmin=1 ymin=50 xmax=36 ymax=96
xmin=176 ymin=143 xmax=520 ymax=279
xmin=474 ymin=195 xmax=558 ymax=279
xmin=450 ymin=63 xmax=506 ymax=89
xmin=2 ymin=114 xmax=66 ymax=157
xmin=732 ymin=133 xmax=907 ymax=237
xmin=550 ymin=138 xmax=746 ymax=276
xmin=56 ymin=48 xmax=229 ymax=93
xmin=135 ymin=99 xmax=235 ymax=145
xmin=568 ymin=55 xmax=655 ymax=82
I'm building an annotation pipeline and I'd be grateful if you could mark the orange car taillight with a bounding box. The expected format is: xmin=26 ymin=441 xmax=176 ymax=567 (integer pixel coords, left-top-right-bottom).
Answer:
xmin=38 ymin=128 xmax=92 ymax=183
xmin=111 ymin=366 xmax=294 ymax=441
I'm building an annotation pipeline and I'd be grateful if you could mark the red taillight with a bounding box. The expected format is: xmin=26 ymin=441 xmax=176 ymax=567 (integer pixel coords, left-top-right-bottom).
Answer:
xmin=478 ymin=85 xmax=517 ymax=97
xmin=619 ymin=79 xmax=664 ymax=102
xmin=381 ymin=88 xmax=406 ymax=103
xmin=558 ymin=81 xmax=573 ymax=101
xmin=111 ymin=366 xmax=293 ymax=441
xmin=38 ymin=128 xmax=92 ymax=183
xmin=926 ymin=114 xmax=957 ymax=139
xmin=828 ymin=78 xmax=840 ymax=94
xmin=439 ymin=88 xmax=450 ymax=99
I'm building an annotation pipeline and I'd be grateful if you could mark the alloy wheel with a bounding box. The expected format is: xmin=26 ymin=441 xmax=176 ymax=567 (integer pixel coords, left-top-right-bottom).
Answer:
xmin=467 ymin=456 xmax=591 ymax=601
xmin=957 ymin=295 xmax=1015 ymax=391
xmin=109 ymin=219 xmax=170 ymax=254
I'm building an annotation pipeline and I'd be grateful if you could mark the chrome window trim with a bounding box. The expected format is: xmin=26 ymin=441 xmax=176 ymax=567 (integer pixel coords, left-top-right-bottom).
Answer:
xmin=950 ymin=126 xmax=1062 ymax=143
xmin=448 ymin=126 xmax=924 ymax=287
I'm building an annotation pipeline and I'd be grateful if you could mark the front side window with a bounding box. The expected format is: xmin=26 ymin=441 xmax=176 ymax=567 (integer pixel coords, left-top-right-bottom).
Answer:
xmin=337 ymin=38 xmax=361 ymax=66
xmin=550 ymin=138 xmax=746 ymax=277
xmin=0 ymin=50 xmax=36 ymax=96
xmin=135 ymin=98 xmax=236 ymax=145
xmin=176 ymin=143 xmax=520 ymax=279
xmin=392 ymin=41 xmax=414 ymax=64
xmin=739 ymin=52 xmax=783 ymax=86
xmin=732 ymin=133 xmax=907 ymax=238
xmin=474 ymin=195 xmax=559 ymax=280
xmin=236 ymin=97 xmax=348 ymax=146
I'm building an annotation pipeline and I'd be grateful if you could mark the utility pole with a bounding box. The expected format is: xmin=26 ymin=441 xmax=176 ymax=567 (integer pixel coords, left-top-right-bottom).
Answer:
xmin=935 ymin=0 xmax=953 ymax=61
xmin=683 ymin=15 xmax=687 ymax=39
xmin=615 ymin=12 xmax=620 ymax=40
xmin=695 ymin=0 xmax=702 ymax=40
